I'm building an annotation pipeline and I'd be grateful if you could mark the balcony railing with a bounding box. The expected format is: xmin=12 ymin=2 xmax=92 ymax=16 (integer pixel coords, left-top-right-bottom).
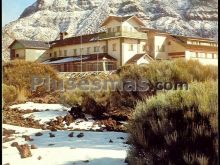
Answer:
xmin=99 ymin=31 xmax=147 ymax=39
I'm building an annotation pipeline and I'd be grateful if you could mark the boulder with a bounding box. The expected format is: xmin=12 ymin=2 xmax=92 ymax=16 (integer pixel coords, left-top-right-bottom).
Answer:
xmin=35 ymin=132 xmax=43 ymax=136
xmin=16 ymin=144 xmax=32 ymax=158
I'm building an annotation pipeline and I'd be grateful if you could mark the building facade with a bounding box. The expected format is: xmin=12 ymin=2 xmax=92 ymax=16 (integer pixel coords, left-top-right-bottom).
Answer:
xmin=9 ymin=15 xmax=218 ymax=72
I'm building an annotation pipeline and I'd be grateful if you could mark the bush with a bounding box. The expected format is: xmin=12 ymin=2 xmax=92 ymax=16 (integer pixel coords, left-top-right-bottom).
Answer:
xmin=3 ymin=84 xmax=18 ymax=105
xmin=127 ymin=81 xmax=218 ymax=164
xmin=119 ymin=59 xmax=218 ymax=84
xmin=3 ymin=60 xmax=59 ymax=97
xmin=59 ymin=89 xmax=85 ymax=107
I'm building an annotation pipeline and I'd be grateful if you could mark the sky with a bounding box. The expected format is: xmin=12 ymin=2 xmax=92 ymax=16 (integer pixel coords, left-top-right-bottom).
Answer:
xmin=2 ymin=0 xmax=36 ymax=27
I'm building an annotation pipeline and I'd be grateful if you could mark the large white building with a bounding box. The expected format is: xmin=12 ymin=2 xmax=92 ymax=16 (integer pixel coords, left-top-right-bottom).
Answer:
xmin=9 ymin=15 xmax=218 ymax=72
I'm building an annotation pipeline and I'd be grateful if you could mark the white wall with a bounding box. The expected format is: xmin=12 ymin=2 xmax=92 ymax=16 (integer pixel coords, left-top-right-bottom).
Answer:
xmin=15 ymin=49 xmax=25 ymax=59
xmin=185 ymin=51 xmax=218 ymax=66
xmin=107 ymin=38 xmax=121 ymax=66
xmin=25 ymin=49 xmax=47 ymax=61
xmin=122 ymin=39 xmax=146 ymax=65
xmin=154 ymin=35 xmax=168 ymax=59
xmin=137 ymin=56 xmax=150 ymax=65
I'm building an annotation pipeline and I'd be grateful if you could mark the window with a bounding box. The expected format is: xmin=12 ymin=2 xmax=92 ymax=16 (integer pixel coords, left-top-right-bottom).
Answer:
xmin=157 ymin=45 xmax=165 ymax=52
xmin=102 ymin=46 xmax=107 ymax=52
xmin=117 ymin=26 xmax=121 ymax=32
xmin=192 ymin=41 xmax=198 ymax=45
xmin=49 ymin=53 xmax=52 ymax=57
xmin=157 ymin=45 xmax=160 ymax=52
xmin=94 ymin=46 xmax=100 ymax=52
xmin=206 ymin=53 xmax=212 ymax=59
xmin=73 ymin=49 xmax=77 ymax=56
xmin=129 ymin=44 xmax=134 ymax=51
xmin=64 ymin=50 xmax=67 ymax=56
xmin=112 ymin=44 xmax=116 ymax=51
xmin=87 ymin=47 xmax=90 ymax=54
xmin=198 ymin=52 xmax=205 ymax=58
xmin=142 ymin=45 xmax=145 ymax=51
xmin=16 ymin=54 xmax=19 ymax=57
xmin=59 ymin=50 xmax=62 ymax=56
xmin=54 ymin=51 xmax=57 ymax=57
xmin=190 ymin=52 xmax=196 ymax=58
xmin=212 ymin=53 xmax=217 ymax=59
xmin=80 ymin=48 xmax=84 ymax=54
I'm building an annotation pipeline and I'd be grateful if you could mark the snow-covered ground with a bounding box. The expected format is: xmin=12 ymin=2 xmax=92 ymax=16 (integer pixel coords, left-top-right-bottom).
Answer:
xmin=23 ymin=111 xmax=69 ymax=124
xmin=3 ymin=124 xmax=128 ymax=165
xmin=10 ymin=102 xmax=70 ymax=111
xmin=9 ymin=102 xmax=104 ymax=130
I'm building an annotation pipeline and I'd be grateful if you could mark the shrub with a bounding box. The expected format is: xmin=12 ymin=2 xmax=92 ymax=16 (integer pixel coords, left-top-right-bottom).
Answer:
xmin=119 ymin=59 xmax=218 ymax=84
xmin=59 ymin=89 xmax=85 ymax=107
xmin=3 ymin=60 xmax=59 ymax=97
xmin=127 ymin=81 xmax=218 ymax=165
xmin=3 ymin=84 xmax=18 ymax=105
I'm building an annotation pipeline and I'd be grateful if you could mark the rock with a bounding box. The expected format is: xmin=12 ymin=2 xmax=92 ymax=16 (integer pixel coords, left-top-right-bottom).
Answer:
xmin=49 ymin=133 xmax=55 ymax=138
xmin=48 ymin=144 xmax=55 ymax=146
xmin=3 ymin=137 xmax=15 ymax=143
xmin=50 ymin=127 xmax=57 ymax=132
xmin=117 ymin=137 xmax=124 ymax=140
xmin=35 ymin=132 xmax=43 ymax=136
xmin=16 ymin=144 xmax=32 ymax=158
xmin=81 ymin=96 xmax=106 ymax=119
xmin=11 ymin=142 xmax=19 ymax=147
xmin=83 ymin=160 xmax=90 ymax=163
xmin=38 ymin=156 xmax=42 ymax=160
xmin=31 ymin=144 xmax=38 ymax=149
xmin=69 ymin=105 xmax=85 ymax=119
xmin=64 ymin=114 xmax=74 ymax=126
xmin=68 ymin=132 xmax=74 ymax=137
xmin=3 ymin=128 xmax=16 ymax=137
xmin=109 ymin=139 xmax=113 ymax=143
xmin=22 ymin=135 xmax=33 ymax=141
xmin=76 ymin=133 xmax=84 ymax=138
xmin=124 ymin=157 xmax=129 ymax=163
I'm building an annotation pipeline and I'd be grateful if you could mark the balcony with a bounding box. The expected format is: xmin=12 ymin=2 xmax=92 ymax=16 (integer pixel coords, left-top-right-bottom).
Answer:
xmin=99 ymin=31 xmax=147 ymax=40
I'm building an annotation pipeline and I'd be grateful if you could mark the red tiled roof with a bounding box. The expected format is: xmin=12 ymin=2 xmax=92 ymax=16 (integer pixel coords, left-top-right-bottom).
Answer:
xmin=50 ymin=32 xmax=105 ymax=48
xmin=43 ymin=53 xmax=117 ymax=64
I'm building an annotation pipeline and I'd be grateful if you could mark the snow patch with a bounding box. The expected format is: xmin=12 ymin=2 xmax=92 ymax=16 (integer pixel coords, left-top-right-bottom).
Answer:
xmin=10 ymin=102 xmax=70 ymax=111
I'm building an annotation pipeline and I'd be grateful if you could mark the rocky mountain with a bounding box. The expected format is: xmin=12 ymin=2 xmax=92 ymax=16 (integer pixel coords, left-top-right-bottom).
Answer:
xmin=2 ymin=0 xmax=218 ymax=61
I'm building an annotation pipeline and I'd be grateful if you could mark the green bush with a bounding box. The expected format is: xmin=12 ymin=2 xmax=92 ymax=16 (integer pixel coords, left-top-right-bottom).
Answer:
xmin=3 ymin=60 xmax=59 ymax=97
xmin=3 ymin=84 xmax=18 ymax=105
xmin=119 ymin=59 xmax=218 ymax=84
xmin=127 ymin=81 xmax=218 ymax=164
xmin=59 ymin=89 xmax=85 ymax=107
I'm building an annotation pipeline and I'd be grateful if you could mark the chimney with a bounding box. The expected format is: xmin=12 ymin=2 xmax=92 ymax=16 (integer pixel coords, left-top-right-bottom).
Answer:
xmin=60 ymin=32 xmax=64 ymax=40
xmin=59 ymin=32 xmax=68 ymax=40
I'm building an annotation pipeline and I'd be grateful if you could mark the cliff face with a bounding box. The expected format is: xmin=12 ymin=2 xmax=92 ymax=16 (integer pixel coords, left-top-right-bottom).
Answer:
xmin=2 ymin=0 xmax=218 ymax=61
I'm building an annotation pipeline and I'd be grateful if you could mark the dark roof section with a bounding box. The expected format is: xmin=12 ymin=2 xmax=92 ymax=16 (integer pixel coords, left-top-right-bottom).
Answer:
xmin=171 ymin=35 xmax=217 ymax=42
xmin=8 ymin=40 xmax=50 ymax=49
xmin=126 ymin=53 xmax=154 ymax=64
xmin=43 ymin=53 xmax=117 ymax=64
xmin=50 ymin=32 xmax=105 ymax=48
